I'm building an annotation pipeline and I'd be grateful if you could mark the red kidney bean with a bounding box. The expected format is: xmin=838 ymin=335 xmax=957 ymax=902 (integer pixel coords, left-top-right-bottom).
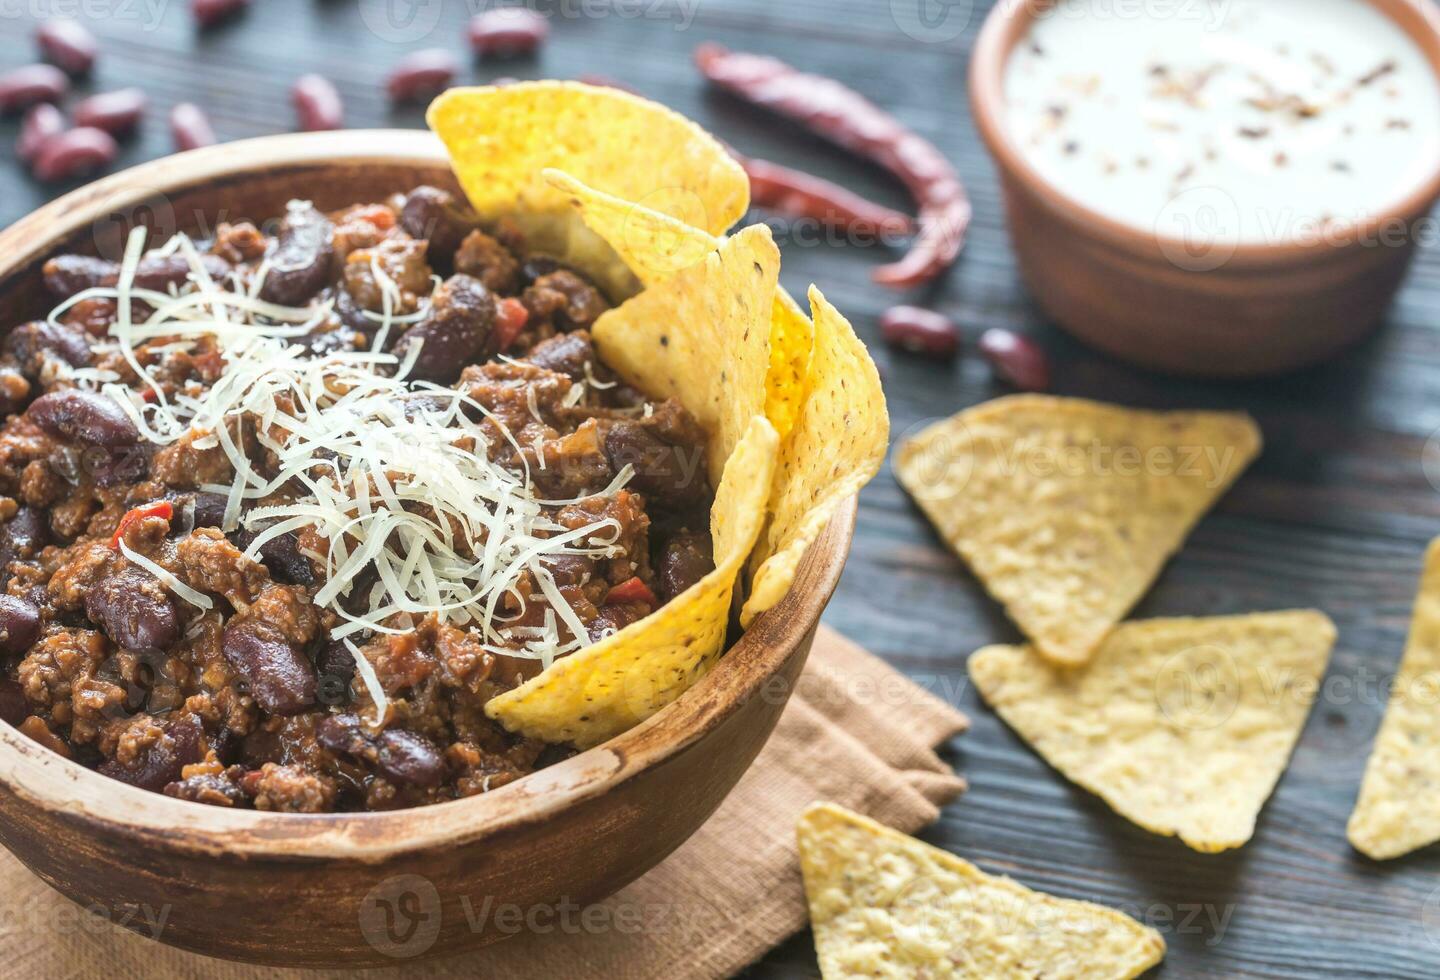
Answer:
xmin=385 ymin=49 xmax=458 ymax=103
xmin=169 ymin=101 xmax=216 ymax=150
xmin=17 ymin=103 xmax=65 ymax=164
xmin=0 ymin=678 xmax=27 ymax=727
xmin=192 ymin=0 xmax=249 ymax=28
xmin=0 ymin=64 xmax=69 ymax=114
xmin=292 ymin=73 xmax=343 ymax=132
xmin=85 ymin=567 xmax=180 ymax=653
xmin=30 ymin=127 xmax=118 ymax=182
xmin=398 ymin=184 xmax=478 ymax=259
xmin=27 ymin=389 xmax=140 ymax=447
xmin=316 ymin=714 xmax=445 ymax=789
xmin=258 ymin=202 xmax=335 ymax=306
xmin=42 ymin=254 xmax=118 ymax=297
xmin=4 ymin=319 xmax=91 ymax=378
xmin=603 ymin=419 xmax=709 ymax=511
xmin=0 ymin=508 xmax=51 ymax=588
xmin=978 ymin=328 xmax=1052 ymax=392
xmin=468 ymin=8 xmax=549 ymax=57
xmin=222 ymin=620 xmax=317 ymax=715
xmin=100 ymin=713 xmax=205 ymax=792
xmin=880 ymin=306 xmax=960 ymax=358
xmin=36 ymin=19 xmax=98 ymax=75
xmin=393 ymin=274 xmax=496 ymax=383
xmin=132 ymin=252 xmax=231 ymax=292
xmin=0 ymin=595 xmax=41 ymax=656
xmin=73 ymin=88 xmax=148 ymax=138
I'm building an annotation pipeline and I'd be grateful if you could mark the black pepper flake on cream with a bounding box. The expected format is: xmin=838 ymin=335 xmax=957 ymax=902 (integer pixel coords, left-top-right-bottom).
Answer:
xmin=1237 ymin=126 xmax=1270 ymax=139
xmin=1386 ymin=118 xmax=1412 ymax=130
xmin=1358 ymin=60 xmax=1397 ymax=87
xmin=1063 ymin=140 xmax=1080 ymax=156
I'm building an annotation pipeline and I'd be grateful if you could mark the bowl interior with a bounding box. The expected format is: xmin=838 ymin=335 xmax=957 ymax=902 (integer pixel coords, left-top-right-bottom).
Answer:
xmin=0 ymin=130 xmax=854 ymax=861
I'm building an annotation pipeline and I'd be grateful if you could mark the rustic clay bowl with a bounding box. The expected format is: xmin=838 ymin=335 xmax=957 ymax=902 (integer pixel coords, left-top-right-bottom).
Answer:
xmin=0 ymin=130 xmax=856 ymax=967
xmin=970 ymin=0 xmax=1440 ymax=377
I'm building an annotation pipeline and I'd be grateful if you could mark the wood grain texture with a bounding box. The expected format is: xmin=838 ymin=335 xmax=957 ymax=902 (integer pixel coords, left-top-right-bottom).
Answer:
xmin=1 ymin=1 xmax=1437 ymax=976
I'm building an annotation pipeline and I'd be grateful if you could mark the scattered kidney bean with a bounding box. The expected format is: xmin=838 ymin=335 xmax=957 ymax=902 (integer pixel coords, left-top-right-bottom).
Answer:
xmin=741 ymin=155 xmax=913 ymax=238
xmin=399 ymin=185 xmax=478 ymax=259
xmin=4 ymin=319 xmax=91 ymax=377
xmin=0 ymin=508 xmax=50 ymax=587
xmin=16 ymin=103 xmax=65 ymax=164
xmin=73 ymin=88 xmax=147 ymax=138
xmin=292 ymin=73 xmax=344 ymax=132
xmin=468 ymin=8 xmax=549 ymax=57
xmin=27 ymin=389 xmax=140 ymax=447
xmin=169 ymin=102 xmax=216 ymax=150
xmin=880 ymin=306 xmax=960 ymax=358
xmin=86 ymin=567 xmax=180 ymax=653
xmin=192 ymin=0 xmax=249 ymax=28
xmin=36 ymin=19 xmax=98 ymax=75
xmin=258 ymin=202 xmax=335 ymax=306
xmin=30 ymin=126 xmax=118 ymax=182
xmin=385 ymin=49 xmax=458 ymax=103
xmin=695 ymin=44 xmax=970 ymax=287
xmin=978 ymin=328 xmax=1052 ymax=392
xmin=222 ymin=620 xmax=317 ymax=715
xmin=0 ymin=64 xmax=69 ymax=114
xmin=375 ymin=729 xmax=446 ymax=788
xmin=0 ymin=595 xmax=41 ymax=656
xmin=393 ymin=274 xmax=496 ymax=383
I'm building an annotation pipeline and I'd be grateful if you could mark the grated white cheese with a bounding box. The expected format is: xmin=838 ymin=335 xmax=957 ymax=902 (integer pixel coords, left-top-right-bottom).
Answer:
xmin=58 ymin=221 xmax=635 ymax=668
xmin=117 ymin=539 xmax=214 ymax=611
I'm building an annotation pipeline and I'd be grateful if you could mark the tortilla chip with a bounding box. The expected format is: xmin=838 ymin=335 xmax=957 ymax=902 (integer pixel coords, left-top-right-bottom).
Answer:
xmin=428 ymin=82 xmax=748 ymax=236
xmin=895 ymin=396 xmax=1261 ymax=665
xmin=741 ymin=287 xmax=887 ymax=625
xmin=590 ymin=224 xmax=778 ymax=483
xmin=544 ymin=168 xmax=814 ymax=440
xmin=970 ymin=611 xmax=1335 ymax=852
xmin=487 ymin=416 xmax=778 ymax=748
xmin=797 ymin=803 xmax=1166 ymax=979
xmin=1348 ymin=538 xmax=1440 ymax=859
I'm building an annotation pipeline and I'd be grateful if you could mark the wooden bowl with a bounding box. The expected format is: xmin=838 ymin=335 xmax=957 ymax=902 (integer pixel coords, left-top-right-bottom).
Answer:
xmin=0 ymin=130 xmax=856 ymax=967
xmin=969 ymin=0 xmax=1440 ymax=377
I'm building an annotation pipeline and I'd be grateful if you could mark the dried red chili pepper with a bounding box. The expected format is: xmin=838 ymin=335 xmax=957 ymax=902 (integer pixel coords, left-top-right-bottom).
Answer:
xmin=605 ymin=576 xmax=657 ymax=608
xmin=109 ymin=500 xmax=174 ymax=550
xmin=739 ymin=154 xmax=913 ymax=239
xmin=695 ymin=44 xmax=970 ymax=288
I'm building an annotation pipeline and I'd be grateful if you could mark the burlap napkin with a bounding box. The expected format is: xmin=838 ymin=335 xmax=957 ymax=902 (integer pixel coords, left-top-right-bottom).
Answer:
xmin=0 ymin=625 xmax=968 ymax=978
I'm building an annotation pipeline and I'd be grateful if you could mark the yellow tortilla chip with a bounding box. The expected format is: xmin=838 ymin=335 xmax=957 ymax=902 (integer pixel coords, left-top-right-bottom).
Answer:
xmin=1348 ymin=538 xmax=1440 ymax=860
xmin=544 ymin=168 xmax=814 ymax=440
xmin=896 ymin=396 xmax=1261 ymax=665
xmin=590 ymin=224 xmax=778 ymax=483
xmin=797 ymin=803 xmax=1165 ymax=979
xmin=970 ymin=611 xmax=1336 ymax=852
xmin=427 ymin=82 xmax=748 ymax=236
xmin=741 ymin=287 xmax=887 ymax=625
xmin=487 ymin=416 xmax=778 ymax=748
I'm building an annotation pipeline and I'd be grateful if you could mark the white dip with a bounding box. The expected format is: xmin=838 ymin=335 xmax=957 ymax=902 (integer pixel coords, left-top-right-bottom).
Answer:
xmin=1004 ymin=0 xmax=1440 ymax=243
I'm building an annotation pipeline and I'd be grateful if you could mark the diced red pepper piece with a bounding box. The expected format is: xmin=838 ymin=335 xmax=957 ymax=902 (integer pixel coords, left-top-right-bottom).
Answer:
xmin=493 ymin=297 xmax=528 ymax=352
xmin=605 ymin=576 xmax=657 ymax=608
xmin=109 ymin=500 xmax=173 ymax=550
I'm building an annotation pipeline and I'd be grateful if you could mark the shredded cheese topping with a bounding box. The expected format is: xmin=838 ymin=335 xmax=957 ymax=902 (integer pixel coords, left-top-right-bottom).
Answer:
xmin=52 ymin=215 xmax=634 ymax=676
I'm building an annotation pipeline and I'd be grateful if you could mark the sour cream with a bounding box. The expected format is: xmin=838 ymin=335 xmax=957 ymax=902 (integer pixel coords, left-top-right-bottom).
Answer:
xmin=1004 ymin=0 xmax=1440 ymax=243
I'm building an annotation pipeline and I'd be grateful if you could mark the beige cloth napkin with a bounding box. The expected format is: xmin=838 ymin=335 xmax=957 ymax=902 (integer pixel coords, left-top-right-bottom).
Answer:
xmin=1 ymin=625 xmax=968 ymax=978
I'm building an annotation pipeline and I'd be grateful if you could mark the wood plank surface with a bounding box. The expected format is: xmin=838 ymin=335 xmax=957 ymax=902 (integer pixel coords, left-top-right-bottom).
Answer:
xmin=2 ymin=1 xmax=1439 ymax=976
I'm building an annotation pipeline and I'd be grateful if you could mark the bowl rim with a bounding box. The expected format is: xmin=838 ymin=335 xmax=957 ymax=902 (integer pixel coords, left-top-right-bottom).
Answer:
xmin=968 ymin=0 xmax=1440 ymax=269
xmin=0 ymin=129 xmax=858 ymax=862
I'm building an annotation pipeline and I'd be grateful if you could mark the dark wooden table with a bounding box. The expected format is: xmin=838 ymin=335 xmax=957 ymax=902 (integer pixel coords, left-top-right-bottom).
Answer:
xmin=3 ymin=2 xmax=1439 ymax=977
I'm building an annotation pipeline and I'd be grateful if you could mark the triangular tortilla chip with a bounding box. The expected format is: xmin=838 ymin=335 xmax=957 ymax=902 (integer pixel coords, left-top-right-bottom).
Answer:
xmin=487 ymin=416 xmax=778 ymax=748
xmin=1349 ymin=538 xmax=1440 ymax=859
xmin=796 ymin=803 xmax=1166 ymax=979
xmin=896 ymin=396 xmax=1262 ymax=665
xmin=970 ymin=611 xmax=1336 ymax=852
xmin=544 ymin=168 xmax=814 ymax=441
xmin=742 ymin=287 xmax=887 ymax=625
xmin=589 ymin=224 xmax=778 ymax=484
xmin=428 ymin=82 xmax=748 ymax=235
